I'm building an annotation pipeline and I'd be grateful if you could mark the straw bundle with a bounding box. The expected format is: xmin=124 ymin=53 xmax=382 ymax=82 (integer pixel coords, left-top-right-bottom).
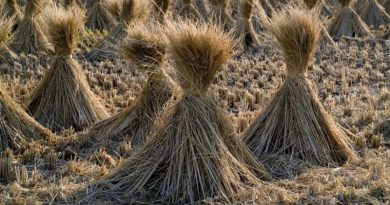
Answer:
xmin=26 ymin=7 xmax=108 ymax=132
xmin=0 ymin=88 xmax=55 ymax=151
xmin=106 ymin=0 xmax=122 ymax=21
xmin=0 ymin=18 xmax=52 ymax=151
xmin=83 ymin=22 xmax=269 ymax=204
xmin=177 ymin=0 xmax=203 ymax=20
xmin=328 ymin=0 xmax=372 ymax=39
xmin=0 ymin=16 xmax=18 ymax=62
xmin=85 ymin=0 xmax=149 ymax=62
xmin=81 ymin=25 xmax=174 ymax=153
xmin=361 ymin=0 xmax=390 ymax=28
xmin=85 ymin=0 xmax=117 ymax=32
xmin=208 ymin=0 xmax=235 ymax=31
xmin=235 ymin=0 xmax=260 ymax=50
xmin=384 ymin=0 xmax=390 ymax=14
xmin=152 ymin=0 xmax=172 ymax=22
xmin=2 ymin=0 xmax=22 ymax=26
xmin=11 ymin=0 xmax=52 ymax=54
xmin=243 ymin=6 xmax=359 ymax=178
xmin=62 ymin=0 xmax=82 ymax=9
xmin=303 ymin=0 xmax=318 ymax=9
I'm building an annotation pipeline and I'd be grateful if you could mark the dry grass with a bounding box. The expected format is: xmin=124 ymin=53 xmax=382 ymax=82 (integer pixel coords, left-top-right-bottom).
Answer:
xmin=0 ymin=0 xmax=389 ymax=204
xmin=85 ymin=0 xmax=117 ymax=32
xmin=328 ymin=0 xmax=372 ymax=39
xmin=177 ymin=0 xmax=203 ymax=20
xmin=11 ymin=0 xmax=53 ymax=54
xmin=152 ymin=0 xmax=172 ymax=22
xmin=85 ymin=0 xmax=149 ymax=62
xmin=26 ymin=7 xmax=108 ymax=132
xmin=361 ymin=0 xmax=390 ymax=28
xmin=0 ymin=17 xmax=54 ymax=150
xmin=2 ymin=0 xmax=22 ymax=23
xmin=79 ymin=21 xmax=270 ymax=204
xmin=208 ymin=0 xmax=235 ymax=31
xmin=0 ymin=16 xmax=18 ymax=62
xmin=235 ymin=0 xmax=260 ymax=50
xmin=303 ymin=0 xmax=318 ymax=9
xmin=243 ymin=5 xmax=359 ymax=178
xmin=79 ymin=24 xmax=175 ymax=154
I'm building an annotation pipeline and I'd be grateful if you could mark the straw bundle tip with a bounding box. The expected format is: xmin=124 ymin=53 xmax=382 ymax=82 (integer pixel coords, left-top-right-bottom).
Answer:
xmin=266 ymin=6 xmax=320 ymax=76
xmin=122 ymin=24 xmax=167 ymax=70
xmin=166 ymin=21 xmax=234 ymax=91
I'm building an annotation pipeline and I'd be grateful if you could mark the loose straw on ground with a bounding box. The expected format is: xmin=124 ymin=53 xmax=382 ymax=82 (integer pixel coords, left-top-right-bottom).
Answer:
xmin=243 ymin=5 xmax=359 ymax=179
xmin=80 ymin=21 xmax=270 ymax=204
xmin=26 ymin=6 xmax=108 ymax=132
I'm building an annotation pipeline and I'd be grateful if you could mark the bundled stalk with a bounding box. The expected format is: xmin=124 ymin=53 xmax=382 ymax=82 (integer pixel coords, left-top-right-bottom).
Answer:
xmin=62 ymin=0 xmax=81 ymax=9
xmin=80 ymin=25 xmax=175 ymax=153
xmin=0 ymin=18 xmax=53 ymax=151
xmin=106 ymin=0 xmax=122 ymax=21
xmin=361 ymin=0 xmax=390 ymax=28
xmin=243 ymin=6 xmax=359 ymax=178
xmin=85 ymin=0 xmax=117 ymax=32
xmin=328 ymin=0 xmax=372 ymax=39
xmin=299 ymin=1 xmax=336 ymax=47
xmin=85 ymin=0 xmax=149 ymax=62
xmin=82 ymin=22 xmax=270 ymax=204
xmin=303 ymin=0 xmax=318 ymax=9
xmin=384 ymin=0 xmax=390 ymax=14
xmin=235 ymin=0 xmax=260 ymax=50
xmin=26 ymin=7 xmax=108 ymax=132
xmin=2 ymin=0 xmax=22 ymax=27
xmin=177 ymin=0 xmax=203 ymax=20
xmin=208 ymin=0 xmax=235 ymax=31
xmin=0 ymin=88 xmax=55 ymax=151
xmin=11 ymin=0 xmax=52 ymax=54
xmin=0 ymin=16 xmax=18 ymax=62
xmin=152 ymin=0 xmax=172 ymax=22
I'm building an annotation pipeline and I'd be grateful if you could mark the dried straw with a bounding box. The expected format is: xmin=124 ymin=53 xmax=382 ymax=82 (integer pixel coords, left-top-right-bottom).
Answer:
xmin=63 ymin=0 xmax=78 ymax=8
xmin=26 ymin=7 xmax=108 ymax=132
xmin=85 ymin=0 xmax=149 ymax=62
xmin=81 ymin=22 xmax=269 ymax=204
xmin=328 ymin=0 xmax=372 ymax=39
xmin=3 ymin=0 xmax=22 ymax=23
xmin=235 ymin=0 xmax=260 ymax=50
xmin=208 ymin=0 xmax=235 ymax=31
xmin=152 ymin=0 xmax=172 ymax=22
xmin=0 ymin=16 xmax=18 ymax=62
xmin=177 ymin=0 xmax=203 ymax=20
xmin=85 ymin=0 xmax=117 ymax=31
xmin=80 ymin=24 xmax=175 ymax=153
xmin=243 ymin=6 xmax=359 ymax=178
xmin=384 ymin=0 xmax=390 ymax=14
xmin=361 ymin=0 xmax=390 ymax=28
xmin=303 ymin=0 xmax=318 ymax=9
xmin=11 ymin=0 xmax=53 ymax=54
xmin=0 ymin=17 xmax=53 ymax=151
xmin=106 ymin=0 xmax=123 ymax=21
xmin=0 ymin=88 xmax=55 ymax=151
